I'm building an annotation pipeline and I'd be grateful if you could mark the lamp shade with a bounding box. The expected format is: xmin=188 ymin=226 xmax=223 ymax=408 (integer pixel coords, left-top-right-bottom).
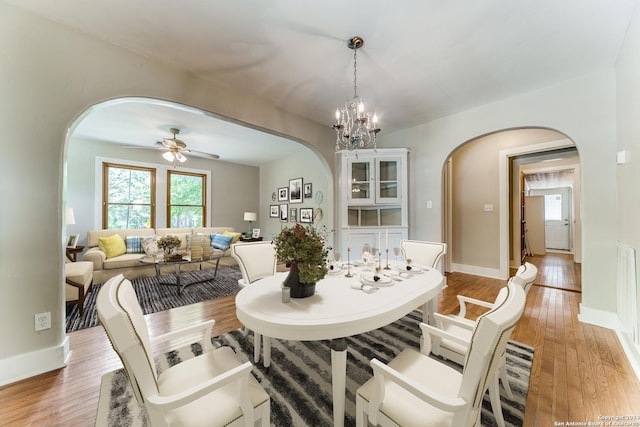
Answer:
xmin=244 ymin=212 xmax=257 ymax=222
xmin=66 ymin=207 xmax=76 ymax=225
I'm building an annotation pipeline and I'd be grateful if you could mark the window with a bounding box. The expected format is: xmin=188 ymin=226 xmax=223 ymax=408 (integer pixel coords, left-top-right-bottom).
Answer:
xmin=167 ymin=170 xmax=206 ymax=228
xmin=544 ymin=194 xmax=562 ymax=221
xmin=103 ymin=163 xmax=156 ymax=229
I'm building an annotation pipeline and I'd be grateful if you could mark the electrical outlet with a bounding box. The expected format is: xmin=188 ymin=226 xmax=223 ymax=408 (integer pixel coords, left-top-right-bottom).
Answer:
xmin=35 ymin=312 xmax=51 ymax=331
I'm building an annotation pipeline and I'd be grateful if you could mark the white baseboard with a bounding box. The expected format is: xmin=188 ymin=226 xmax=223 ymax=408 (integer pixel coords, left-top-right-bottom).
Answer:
xmin=0 ymin=337 xmax=70 ymax=387
xmin=578 ymin=304 xmax=640 ymax=381
xmin=450 ymin=263 xmax=505 ymax=280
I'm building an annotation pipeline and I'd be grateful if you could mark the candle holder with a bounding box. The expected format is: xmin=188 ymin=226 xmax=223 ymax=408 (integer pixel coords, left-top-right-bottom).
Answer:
xmin=345 ymin=247 xmax=353 ymax=278
xmin=384 ymin=248 xmax=391 ymax=270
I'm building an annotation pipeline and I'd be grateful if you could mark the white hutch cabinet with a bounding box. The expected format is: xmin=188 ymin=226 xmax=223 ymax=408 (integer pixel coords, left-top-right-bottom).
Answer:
xmin=336 ymin=148 xmax=409 ymax=260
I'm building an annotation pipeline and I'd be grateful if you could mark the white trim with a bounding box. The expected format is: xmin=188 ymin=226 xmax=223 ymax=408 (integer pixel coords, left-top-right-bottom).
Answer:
xmin=498 ymin=138 xmax=575 ymax=278
xmin=578 ymin=304 xmax=640 ymax=381
xmin=0 ymin=337 xmax=69 ymax=387
xmin=450 ymin=263 xmax=505 ymax=280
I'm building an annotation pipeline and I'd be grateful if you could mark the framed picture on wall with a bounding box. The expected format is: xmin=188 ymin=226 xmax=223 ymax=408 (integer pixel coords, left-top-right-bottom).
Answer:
xmin=300 ymin=208 xmax=313 ymax=223
xmin=290 ymin=207 xmax=297 ymax=222
xmin=304 ymin=182 xmax=312 ymax=198
xmin=289 ymin=178 xmax=303 ymax=204
xmin=270 ymin=205 xmax=279 ymax=218
xmin=280 ymin=204 xmax=288 ymax=222
xmin=278 ymin=187 xmax=288 ymax=202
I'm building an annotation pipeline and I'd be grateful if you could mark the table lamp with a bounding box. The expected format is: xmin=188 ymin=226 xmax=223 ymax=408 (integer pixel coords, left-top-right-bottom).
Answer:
xmin=66 ymin=207 xmax=76 ymax=225
xmin=244 ymin=212 xmax=257 ymax=237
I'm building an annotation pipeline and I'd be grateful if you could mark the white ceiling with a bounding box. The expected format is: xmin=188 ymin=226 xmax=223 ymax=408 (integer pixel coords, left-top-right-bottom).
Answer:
xmin=7 ymin=0 xmax=639 ymax=165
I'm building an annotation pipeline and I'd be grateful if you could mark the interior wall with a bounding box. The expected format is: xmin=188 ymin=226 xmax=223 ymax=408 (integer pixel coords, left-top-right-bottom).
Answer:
xmin=382 ymin=69 xmax=618 ymax=317
xmin=259 ymin=151 xmax=332 ymax=241
xmin=616 ymin=0 xmax=640 ymax=276
xmin=0 ymin=3 xmax=334 ymax=386
xmin=67 ymin=137 xmax=260 ymax=246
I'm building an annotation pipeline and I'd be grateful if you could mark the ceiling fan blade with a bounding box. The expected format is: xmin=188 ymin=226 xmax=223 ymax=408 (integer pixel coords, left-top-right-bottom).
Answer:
xmin=184 ymin=149 xmax=220 ymax=160
xmin=121 ymin=144 xmax=165 ymax=151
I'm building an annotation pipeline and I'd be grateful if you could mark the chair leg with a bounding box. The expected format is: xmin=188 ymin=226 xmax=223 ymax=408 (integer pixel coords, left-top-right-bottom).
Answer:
xmin=489 ymin=374 xmax=506 ymax=427
xmin=263 ymin=336 xmax=271 ymax=368
xmin=355 ymin=394 xmax=366 ymax=427
xmin=499 ymin=362 xmax=514 ymax=399
xmin=253 ymin=332 xmax=262 ymax=363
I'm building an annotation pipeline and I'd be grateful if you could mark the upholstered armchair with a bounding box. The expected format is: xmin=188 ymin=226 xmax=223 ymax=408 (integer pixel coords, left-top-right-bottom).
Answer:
xmin=355 ymin=280 xmax=526 ymax=427
xmin=230 ymin=241 xmax=278 ymax=367
xmin=65 ymin=259 xmax=94 ymax=315
xmin=96 ymin=274 xmax=270 ymax=427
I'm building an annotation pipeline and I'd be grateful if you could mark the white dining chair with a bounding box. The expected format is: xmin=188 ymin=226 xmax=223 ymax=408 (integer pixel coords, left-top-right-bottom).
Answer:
xmin=96 ymin=274 xmax=270 ymax=427
xmin=426 ymin=263 xmax=538 ymax=427
xmin=356 ymin=279 xmax=526 ymax=427
xmin=231 ymin=241 xmax=277 ymax=367
xmin=400 ymin=239 xmax=447 ymax=324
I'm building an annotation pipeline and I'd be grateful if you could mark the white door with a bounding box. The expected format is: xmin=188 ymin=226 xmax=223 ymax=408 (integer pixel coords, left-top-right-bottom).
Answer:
xmin=532 ymin=187 xmax=571 ymax=251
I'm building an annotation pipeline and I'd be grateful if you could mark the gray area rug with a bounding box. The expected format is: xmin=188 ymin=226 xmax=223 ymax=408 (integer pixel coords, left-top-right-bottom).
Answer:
xmin=96 ymin=310 xmax=533 ymax=427
xmin=66 ymin=266 xmax=242 ymax=332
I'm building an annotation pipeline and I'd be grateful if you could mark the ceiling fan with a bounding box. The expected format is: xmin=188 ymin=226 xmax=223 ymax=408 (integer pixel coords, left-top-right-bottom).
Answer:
xmin=124 ymin=128 xmax=220 ymax=165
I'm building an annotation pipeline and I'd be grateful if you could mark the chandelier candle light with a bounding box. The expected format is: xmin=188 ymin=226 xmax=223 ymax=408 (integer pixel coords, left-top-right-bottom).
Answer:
xmin=332 ymin=36 xmax=381 ymax=152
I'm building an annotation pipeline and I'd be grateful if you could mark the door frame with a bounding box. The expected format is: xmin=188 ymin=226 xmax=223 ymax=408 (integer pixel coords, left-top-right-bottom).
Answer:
xmin=498 ymin=139 xmax=577 ymax=278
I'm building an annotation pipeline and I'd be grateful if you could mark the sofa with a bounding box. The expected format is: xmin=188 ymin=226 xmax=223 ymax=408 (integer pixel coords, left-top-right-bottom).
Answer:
xmin=84 ymin=227 xmax=241 ymax=283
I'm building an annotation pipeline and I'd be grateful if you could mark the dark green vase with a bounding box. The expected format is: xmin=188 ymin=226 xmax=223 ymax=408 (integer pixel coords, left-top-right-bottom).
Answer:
xmin=283 ymin=264 xmax=316 ymax=298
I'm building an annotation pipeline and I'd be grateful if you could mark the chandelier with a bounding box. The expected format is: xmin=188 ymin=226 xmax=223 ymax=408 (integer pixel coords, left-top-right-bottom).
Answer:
xmin=332 ymin=36 xmax=380 ymax=151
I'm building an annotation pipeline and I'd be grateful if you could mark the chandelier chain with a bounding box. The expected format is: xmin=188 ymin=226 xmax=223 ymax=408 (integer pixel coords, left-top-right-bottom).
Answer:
xmin=353 ymin=46 xmax=358 ymax=99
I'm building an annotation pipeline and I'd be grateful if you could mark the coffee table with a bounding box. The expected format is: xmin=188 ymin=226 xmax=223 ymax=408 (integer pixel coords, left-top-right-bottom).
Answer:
xmin=139 ymin=253 xmax=223 ymax=294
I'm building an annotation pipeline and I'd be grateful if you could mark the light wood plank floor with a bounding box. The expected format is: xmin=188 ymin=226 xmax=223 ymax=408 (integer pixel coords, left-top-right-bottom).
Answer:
xmin=1 ymin=254 xmax=639 ymax=426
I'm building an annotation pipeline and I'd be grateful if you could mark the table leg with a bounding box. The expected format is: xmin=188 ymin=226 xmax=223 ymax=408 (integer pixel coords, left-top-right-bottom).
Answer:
xmin=175 ymin=263 xmax=184 ymax=295
xmin=330 ymin=338 xmax=347 ymax=427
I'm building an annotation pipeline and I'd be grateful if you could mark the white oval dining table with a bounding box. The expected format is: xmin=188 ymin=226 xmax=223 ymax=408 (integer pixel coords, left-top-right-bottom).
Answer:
xmin=235 ymin=262 xmax=444 ymax=427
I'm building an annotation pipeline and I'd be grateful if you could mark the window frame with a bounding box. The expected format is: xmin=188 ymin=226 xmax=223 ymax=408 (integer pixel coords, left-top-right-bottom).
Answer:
xmin=102 ymin=162 xmax=156 ymax=229
xmin=166 ymin=170 xmax=207 ymax=228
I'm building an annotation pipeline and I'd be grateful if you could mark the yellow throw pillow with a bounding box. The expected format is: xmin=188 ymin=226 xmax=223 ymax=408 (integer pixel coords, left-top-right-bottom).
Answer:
xmin=222 ymin=230 xmax=242 ymax=244
xmin=98 ymin=234 xmax=127 ymax=259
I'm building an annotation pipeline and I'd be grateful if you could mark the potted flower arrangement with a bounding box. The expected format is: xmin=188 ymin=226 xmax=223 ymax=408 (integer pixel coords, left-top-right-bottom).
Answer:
xmin=272 ymin=223 xmax=330 ymax=298
xmin=157 ymin=235 xmax=182 ymax=259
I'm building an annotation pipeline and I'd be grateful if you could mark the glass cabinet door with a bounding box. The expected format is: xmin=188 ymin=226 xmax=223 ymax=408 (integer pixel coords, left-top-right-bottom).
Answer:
xmin=376 ymin=158 xmax=401 ymax=204
xmin=348 ymin=159 xmax=373 ymax=204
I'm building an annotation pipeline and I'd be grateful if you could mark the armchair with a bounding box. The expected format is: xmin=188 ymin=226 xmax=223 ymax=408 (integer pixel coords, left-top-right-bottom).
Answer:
xmin=230 ymin=241 xmax=277 ymax=367
xmin=96 ymin=274 xmax=270 ymax=427
xmin=355 ymin=280 xmax=526 ymax=427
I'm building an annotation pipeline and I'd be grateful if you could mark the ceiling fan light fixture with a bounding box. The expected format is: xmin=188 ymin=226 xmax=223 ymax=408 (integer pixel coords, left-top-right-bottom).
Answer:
xmin=162 ymin=151 xmax=175 ymax=162
xmin=176 ymin=151 xmax=187 ymax=162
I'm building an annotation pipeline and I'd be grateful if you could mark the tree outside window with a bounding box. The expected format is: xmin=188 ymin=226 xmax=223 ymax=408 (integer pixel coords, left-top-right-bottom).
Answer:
xmin=168 ymin=171 xmax=206 ymax=228
xmin=103 ymin=163 xmax=155 ymax=229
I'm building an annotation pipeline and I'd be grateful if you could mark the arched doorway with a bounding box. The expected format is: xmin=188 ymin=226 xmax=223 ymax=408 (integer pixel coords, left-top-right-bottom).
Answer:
xmin=442 ymin=128 xmax=580 ymax=284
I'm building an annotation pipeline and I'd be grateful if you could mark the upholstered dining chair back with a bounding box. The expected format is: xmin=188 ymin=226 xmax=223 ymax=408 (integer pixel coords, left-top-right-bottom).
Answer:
xmin=96 ymin=274 xmax=157 ymax=406
xmin=231 ymin=241 xmax=277 ymax=287
xmin=456 ymin=280 xmax=526 ymax=423
xmin=513 ymin=261 xmax=538 ymax=294
xmin=97 ymin=274 xmax=271 ymax=427
xmin=400 ymin=239 xmax=446 ymax=269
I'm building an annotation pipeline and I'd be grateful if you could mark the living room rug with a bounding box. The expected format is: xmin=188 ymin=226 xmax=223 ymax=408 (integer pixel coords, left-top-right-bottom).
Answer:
xmin=96 ymin=310 xmax=534 ymax=427
xmin=66 ymin=266 xmax=242 ymax=332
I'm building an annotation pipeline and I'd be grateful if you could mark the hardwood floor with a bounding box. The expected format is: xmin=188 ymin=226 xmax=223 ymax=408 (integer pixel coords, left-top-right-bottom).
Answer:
xmin=1 ymin=254 xmax=639 ymax=426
